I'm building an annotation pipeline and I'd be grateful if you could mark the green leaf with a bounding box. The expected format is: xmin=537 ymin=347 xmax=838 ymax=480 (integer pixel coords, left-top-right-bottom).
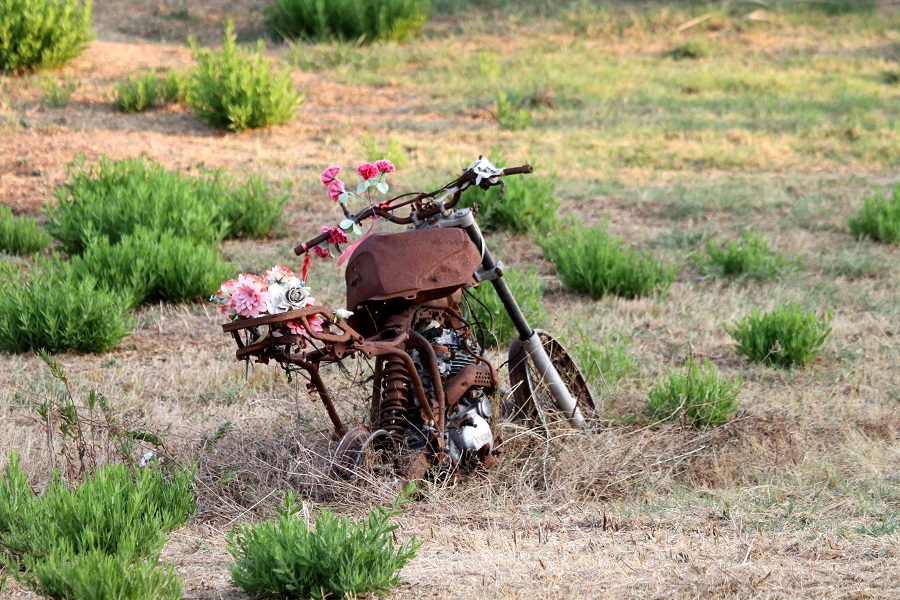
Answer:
xmin=352 ymin=223 xmax=362 ymax=235
xmin=339 ymin=219 xmax=354 ymax=231
xmin=376 ymin=181 xmax=389 ymax=194
xmin=356 ymin=181 xmax=368 ymax=195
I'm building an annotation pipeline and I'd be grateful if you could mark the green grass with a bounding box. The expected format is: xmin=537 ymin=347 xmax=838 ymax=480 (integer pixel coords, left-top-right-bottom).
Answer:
xmin=540 ymin=222 xmax=675 ymax=299
xmin=267 ymin=0 xmax=431 ymax=43
xmin=466 ymin=268 xmax=547 ymax=348
xmin=42 ymin=74 xmax=77 ymax=107
xmin=848 ymin=186 xmax=900 ymax=244
xmin=457 ymin=161 xmax=558 ymax=234
xmin=725 ymin=305 xmax=833 ymax=368
xmin=110 ymin=70 xmax=168 ymax=113
xmin=647 ymin=358 xmax=742 ymax=429
xmin=0 ymin=206 xmax=52 ymax=255
xmin=693 ymin=231 xmax=791 ymax=280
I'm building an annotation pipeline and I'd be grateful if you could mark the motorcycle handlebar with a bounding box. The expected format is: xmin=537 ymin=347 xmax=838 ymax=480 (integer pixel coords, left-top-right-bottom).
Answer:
xmin=294 ymin=163 xmax=532 ymax=256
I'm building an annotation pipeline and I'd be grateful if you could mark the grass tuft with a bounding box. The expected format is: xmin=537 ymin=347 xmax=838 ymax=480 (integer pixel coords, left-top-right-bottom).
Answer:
xmin=540 ymin=222 xmax=675 ymax=299
xmin=466 ymin=268 xmax=546 ymax=348
xmin=267 ymin=0 xmax=431 ymax=43
xmin=668 ymin=37 xmax=710 ymax=60
xmin=0 ymin=206 xmax=52 ymax=255
xmin=42 ymin=74 xmax=77 ymax=107
xmin=458 ymin=162 xmax=558 ymax=234
xmin=110 ymin=70 xmax=171 ymax=113
xmin=187 ymin=22 xmax=302 ymax=131
xmin=693 ymin=230 xmax=790 ymax=280
xmin=848 ymin=185 xmax=900 ymax=244
xmin=228 ymin=486 xmax=420 ymax=599
xmin=725 ymin=305 xmax=832 ymax=368
xmin=647 ymin=358 xmax=741 ymax=429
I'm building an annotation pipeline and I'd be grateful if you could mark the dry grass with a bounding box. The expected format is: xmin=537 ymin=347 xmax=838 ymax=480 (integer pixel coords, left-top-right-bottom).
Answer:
xmin=2 ymin=1 xmax=899 ymax=597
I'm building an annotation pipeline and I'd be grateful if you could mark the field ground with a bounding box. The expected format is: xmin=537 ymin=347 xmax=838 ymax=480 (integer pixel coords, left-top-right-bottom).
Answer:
xmin=1 ymin=1 xmax=899 ymax=597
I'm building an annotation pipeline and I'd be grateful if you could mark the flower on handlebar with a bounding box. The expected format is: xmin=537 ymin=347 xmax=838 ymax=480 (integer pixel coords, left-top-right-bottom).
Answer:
xmin=322 ymin=226 xmax=348 ymax=245
xmin=357 ymin=162 xmax=379 ymax=180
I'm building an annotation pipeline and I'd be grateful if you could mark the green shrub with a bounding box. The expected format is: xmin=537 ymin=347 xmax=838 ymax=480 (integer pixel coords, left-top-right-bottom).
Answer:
xmin=540 ymin=222 xmax=675 ymax=299
xmin=693 ymin=230 xmax=790 ymax=280
xmin=848 ymin=186 xmax=900 ymax=244
xmin=110 ymin=70 xmax=161 ymax=112
xmin=669 ymin=37 xmax=710 ymax=60
xmin=0 ymin=206 xmax=52 ymax=255
xmin=0 ymin=0 xmax=94 ymax=72
xmin=466 ymin=268 xmax=547 ymax=348
xmin=159 ymin=68 xmax=188 ymax=104
xmin=0 ymin=256 xmax=133 ymax=353
xmin=790 ymin=0 xmax=875 ymax=16
xmin=187 ymin=22 xmax=302 ymax=131
xmin=267 ymin=0 xmax=431 ymax=43
xmin=74 ymin=228 xmax=233 ymax=308
xmin=725 ymin=305 xmax=832 ymax=367
xmin=495 ymin=89 xmax=532 ymax=130
xmin=42 ymin=74 xmax=77 ymax=107
xmin=647 ymin=359 xmax=741 ymax=429
xmin=458 ymin=163 xmax=558 ymax=234
xmin=0 ymin=455 xmax=194 ymax=599
xmin=228 ymin=487 xmax=420 ymax=599
xmin=47 ymin=156 xmax=286 ymax=254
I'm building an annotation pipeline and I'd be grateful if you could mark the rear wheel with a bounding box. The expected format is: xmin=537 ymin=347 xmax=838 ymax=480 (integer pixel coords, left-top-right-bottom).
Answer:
xmin=508 ymin=330 xmax=595 ymax=426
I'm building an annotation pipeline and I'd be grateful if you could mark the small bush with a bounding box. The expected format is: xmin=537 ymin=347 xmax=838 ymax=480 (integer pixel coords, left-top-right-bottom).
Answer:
xmin=110 ymin=70 xmax=161 ymax=112
xmin=42 ymin=74 xmax=77 ymax=107
xmin=458 ymin=162 xmax=558 ymax=234
xmin=725 ymin=305 xmax=832 ymax=368
xmin=74 ymin=228 xmax=233 ymax=308
xmin=792 ymin=0 xmax=875 ymax=16
xmin=187 ymin=22 xmax=302 ymax=131
xmin=693 ymin=230 xmax=790 ymax=280
xmin=647 ymin=359 xmax=741 ymax=429
xmin=0 ymin=206 xmax=52 ymax=255
xmin=540 ymin=222 xmax=675 ymax=299
xmin=267 ymin=0 xmax=431 ymax=43
xmin=669 ymin=37 xmax=710 ymax=60
xmin=0 ymin=0 xmax=94 ymax=72
xmin=848 ymin=186 xmax=900 ymax=244
xmin=159 ymin=68 xmax=188 ymax=104
xmin=47 ymin=156 xmax=286 ymax=254
xmin=466 ymin=268 xmax=547 ymax=348
xmin=228 ymin=487 xmax=420 ymax=599
xmin=0 ymin=256 xmax=133 ymax=353
xmin=0 ymin=455 xmax=194 ymax=599
xmin=495 ymin=89 xmax=532 ymax=130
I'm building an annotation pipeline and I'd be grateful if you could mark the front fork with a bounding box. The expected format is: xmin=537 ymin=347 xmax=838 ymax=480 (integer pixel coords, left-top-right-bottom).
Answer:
xmin=459 ymin=218 xmax=586 ymax=427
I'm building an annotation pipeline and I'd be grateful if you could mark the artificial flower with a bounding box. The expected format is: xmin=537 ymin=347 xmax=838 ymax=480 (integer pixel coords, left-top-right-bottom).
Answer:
xmin=264 ymin=265 xmax=295 ymax=284
xmin=333 ymin=308 xmax=354 ymax=321
xmin=321 ymin=166 xmax=341 ymax=186
xmin=321 ymin=226 xmax=349 ymax=245
xmin=328 ymin=179 xmax=345 ymax=202
xmin=216 ymin=279 xmax=239 ymax=301
xmin=375 ymin=159 xmax=395 ymax=174
xmin=357 ymin=162 xmax=378 ymax=180
xmin=314 ymin=245 xmax=330 ymax=258
xmin=229 ymin=274 xmax=271 ymax=319
xmin=286 ymin=315 xmax=325 ymax=338
xmin=266 ymin=279 xmax=314 ymax=314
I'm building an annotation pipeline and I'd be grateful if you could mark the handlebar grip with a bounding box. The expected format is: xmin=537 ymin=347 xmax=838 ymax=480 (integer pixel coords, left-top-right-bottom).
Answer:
xmin=294 ymin=231 xmax=330 ymax=256
xmin=501 ymin=164 xmax=533 ymax=176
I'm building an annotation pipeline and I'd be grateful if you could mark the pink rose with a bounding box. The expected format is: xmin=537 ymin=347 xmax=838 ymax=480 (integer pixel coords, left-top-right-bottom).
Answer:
xmin=357 ymin=162 xmax=378 ymax=180
xmin=328 ymin=227 xmax=348 ymax=245
xmin=321 ymin=166 xmax=341 ymax=186
xmin=313 ymin=244 xmax=330 ymax=258
xmin=375 ymin=159 xmax=395 ymax=174
xmin=328 ymin=179 xmax=345 ymax=202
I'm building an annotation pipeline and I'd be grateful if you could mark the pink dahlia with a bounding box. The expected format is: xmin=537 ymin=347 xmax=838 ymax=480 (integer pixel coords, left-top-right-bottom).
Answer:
xmin=357 ymin=162 xmax=378 ymax=180
xmin=375 ymin=159 xmax=395 ymax=174
xmin=286 ymin=315 xmax=325 ymax=338
xmin=321 ymin=166 xmax=341 ymax=186
xmin=229 ymin=274 xmax=271 ymax=319
xmin=328 ymin=179 xmax=345 ymax=202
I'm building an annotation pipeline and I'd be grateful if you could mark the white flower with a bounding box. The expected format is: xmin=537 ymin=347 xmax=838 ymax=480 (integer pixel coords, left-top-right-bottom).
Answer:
xmin=266 ymin=280 xmax=314 ymax=314
xmin=138 ymin=450 xmax=158 ymax=468
xmin=333 ymin=308 xmax=354 ymax=321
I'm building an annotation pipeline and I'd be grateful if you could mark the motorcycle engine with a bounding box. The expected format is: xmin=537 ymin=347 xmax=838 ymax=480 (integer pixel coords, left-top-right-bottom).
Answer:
xmin=411 ymin=320 xmax=494 ymax=465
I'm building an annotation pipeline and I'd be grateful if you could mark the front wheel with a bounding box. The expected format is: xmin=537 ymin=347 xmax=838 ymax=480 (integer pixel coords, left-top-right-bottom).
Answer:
xmin=508 ymin=330 xmax=596 ymax=426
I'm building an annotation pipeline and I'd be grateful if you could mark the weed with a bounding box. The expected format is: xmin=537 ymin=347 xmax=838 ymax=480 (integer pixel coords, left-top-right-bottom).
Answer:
xmin=188 ymin=22 xmax=302 ymax=131
xmin=0 ymin=256 xmax=133 ymax=354
xmin=790 ymin=0 xmax=875 ymax=16
xmin=110 ymin=70 xmax=162 ymax=113
xmin=570 ymin=332 xmax=633 ymax=390
xmin=540 ymin=222 xmax=675 ymax=299
xmin=647 ymin=358 xmax=741 ymax=429
xmin=495 ymin=89 xmax=532 ymax=130
xmin=466 ymin=268 xmax=546 ymax=348
xmin=669 ymin=37 xmax=710 ymax=60
xmin=228 ymin=485 xmax=420 ymax=599
xmin=848 ymin=185 xmax=900 ymax=244
xmin=0 ymin=0 xmax=93 ymax=72
xmin=0 ymin=206 xmax=51 ymax=255
xmin=725 ymin=305 xmax=832 ymax=368
xmin=159 ymin=69 xmax=188 ymax=104
xmin=883 ymin=70 xmax=900 ymax=85
xmin=47 ymin=156 xmax=286 ymax=254
xmin=855 ymin=515 xmax=899 ymax=537
xmin=42 ymin=74 xmax=77 ymax=107
xmin=267 ymin=0 xmax=431 ymax=43
xmin=361 ymin=134 xmax=408 ymax=169
xmin=693 ymin=230 xmax=790 ymax=280
xmin=458 ymin=161 xmax=558 ymax=234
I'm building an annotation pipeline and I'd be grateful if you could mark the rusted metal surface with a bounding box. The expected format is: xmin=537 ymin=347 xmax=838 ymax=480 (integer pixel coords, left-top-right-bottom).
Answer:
xmin=345 ymin=228 xmax=480 ymax=312
xmin=443 ymin=364 xmax=496 ymax=409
